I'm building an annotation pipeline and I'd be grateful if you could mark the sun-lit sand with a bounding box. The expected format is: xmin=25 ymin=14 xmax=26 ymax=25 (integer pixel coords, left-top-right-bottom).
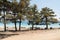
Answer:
xmin=0 ymin=28 xmax=60 ymax=40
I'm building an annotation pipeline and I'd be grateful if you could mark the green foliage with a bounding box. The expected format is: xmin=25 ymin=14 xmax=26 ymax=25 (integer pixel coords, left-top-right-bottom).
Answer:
xmin=40 ymin=7 xmax=56 ymax=29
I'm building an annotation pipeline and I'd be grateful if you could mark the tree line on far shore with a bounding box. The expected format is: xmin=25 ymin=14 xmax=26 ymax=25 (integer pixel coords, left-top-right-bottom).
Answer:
xmin=0 ymin=0 xmax=58 ymax=31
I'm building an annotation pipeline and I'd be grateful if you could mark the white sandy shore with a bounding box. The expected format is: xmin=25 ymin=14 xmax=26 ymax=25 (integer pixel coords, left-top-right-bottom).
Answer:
xmin=1 ymin=29 xmax=60 ymax=40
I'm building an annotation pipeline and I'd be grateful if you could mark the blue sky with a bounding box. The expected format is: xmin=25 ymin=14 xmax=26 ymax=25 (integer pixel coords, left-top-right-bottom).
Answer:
xmin=30 ymin=0 xmax=60 ymax=20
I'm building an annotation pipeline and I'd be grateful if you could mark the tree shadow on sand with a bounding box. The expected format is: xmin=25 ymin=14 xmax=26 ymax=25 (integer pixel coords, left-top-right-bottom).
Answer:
xmin=0 ymin=34 xmax=19 ymax=39
xmin=0 ymin=30 xmax=19 ymax=39
xmin=0 ymin=30 xmax=30 ymax=39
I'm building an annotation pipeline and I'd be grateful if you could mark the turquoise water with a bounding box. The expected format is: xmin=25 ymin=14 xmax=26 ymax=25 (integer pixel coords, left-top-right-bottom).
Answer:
xmin=0 ymin=21 xmax=60 ymax=28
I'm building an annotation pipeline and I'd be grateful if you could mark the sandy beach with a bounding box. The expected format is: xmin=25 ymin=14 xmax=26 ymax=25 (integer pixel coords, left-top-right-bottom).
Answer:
xmin=0 ymin=28 xmax=60 ymax=40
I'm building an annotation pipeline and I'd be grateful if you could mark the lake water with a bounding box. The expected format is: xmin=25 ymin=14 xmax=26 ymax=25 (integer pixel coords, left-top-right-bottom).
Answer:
xmin=0 ymin=21 xmax=60 ymax=28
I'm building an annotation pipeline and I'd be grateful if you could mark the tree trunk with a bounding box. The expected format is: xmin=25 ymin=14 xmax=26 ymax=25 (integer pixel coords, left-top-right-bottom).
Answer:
xmin=19 ymin=20 xmax=21 ymax=31
xmin=14 ymin=20 xmax=17 ymax=31
xmin=31 ymin=21 xmax=34 ymax=30
xmin=32 ymin=24 xmax=34 ymax=30
xmin=4 ymin=18 xmax=6 ymax=31
xmin=4 ymin=12 xmax=6 ymax=31
xmin=45 ymin=17 xmax=48 ymax=29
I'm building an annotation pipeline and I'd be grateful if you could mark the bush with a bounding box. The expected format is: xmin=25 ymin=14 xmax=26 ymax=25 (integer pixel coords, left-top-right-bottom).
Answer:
xmin=50 ymin=27 xmax=53 ymax=29
xmin=34 ymin=27 xmax=40 ymax=30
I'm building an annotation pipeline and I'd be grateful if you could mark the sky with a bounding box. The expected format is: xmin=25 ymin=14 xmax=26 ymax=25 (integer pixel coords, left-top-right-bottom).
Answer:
xmin=30 ymin=0 xmax=60 ymax=20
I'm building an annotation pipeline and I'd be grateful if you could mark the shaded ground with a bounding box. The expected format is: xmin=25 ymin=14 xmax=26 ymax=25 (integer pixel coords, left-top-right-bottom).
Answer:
xmin=0 ymin=30 xmax=30 ymax=40
xmin=0 ymin=34 xmax=18 ymax=39
xmin=0 ymin=30 xmax=19 ymax=39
